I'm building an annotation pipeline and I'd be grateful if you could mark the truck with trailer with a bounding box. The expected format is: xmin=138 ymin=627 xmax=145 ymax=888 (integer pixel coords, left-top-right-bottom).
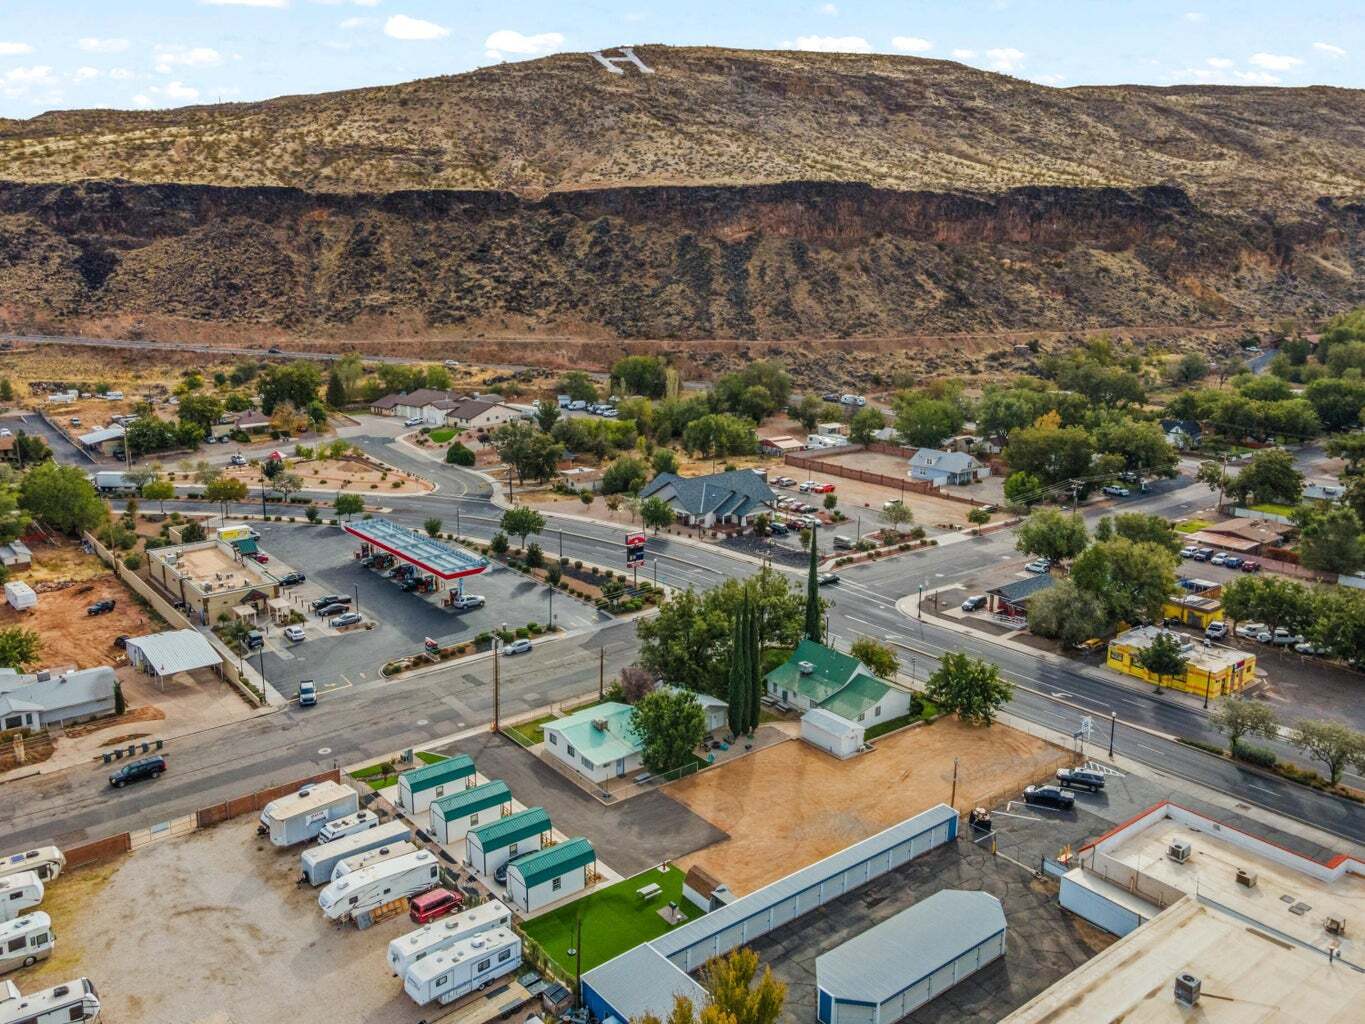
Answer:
xmin=298 ymin=822 xmax=412 ymax=887
xmin=330 ymin=840 xmax=419 ymax=881
xmin=257 ymin=781 xmax=359 ymax=847
xmin=403 ymin=929 xmax=522 ymax=1007
xmin=0 ymin=977 xmax=101 ymax=1023
xmin=316 ymin=810 xmax=379 ymax=844
xmin=0 ymin=848 xmax=64 ymax=885
xmin=388 ymin=900 xmax=512 ymax=978
xmin=0 ymin=874 xmax=42 ymax=924
xmin=0 ymin=913 xmax=54 ymax=974
xmin=318 ymin=849 xmax=439 ymax=922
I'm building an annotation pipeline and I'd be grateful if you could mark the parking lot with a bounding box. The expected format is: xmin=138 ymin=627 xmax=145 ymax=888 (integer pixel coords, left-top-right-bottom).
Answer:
xmin=249 ymin=522 xmax=604 ymax=696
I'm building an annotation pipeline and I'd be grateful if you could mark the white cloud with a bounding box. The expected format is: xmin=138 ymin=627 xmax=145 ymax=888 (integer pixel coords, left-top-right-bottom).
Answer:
xmin=951 ymin=48 xmax=977 ymax=60
xmin=77 ymin=37 xmax=129 ymax=53
xmin=383 ymin=14 xmax=449 ymax=40
xmin=73 ymin=66 xmax=101 ymax=82
xmin=313 ymin=0 xmax=381 ymax=5
xmin=1183 ymin=11 xmax=1205 ymax=22
xmin=791 ymin=35 xmax=872 ymax=53
xmin=0 ymin=41 xmax=35 ymax=56
xmin=163 ymin=80 xmax=200 ymax=100
xmin=1031 ymin=72 xmax=1065 ymax=85
xmin=891 ymin=36 xmax=933 ymax=54
xmin=1314 ymin=42 xmax=1347 ymax=58
xmin=132 ymin=93 xmax=152 ymax=106
xmin=820 ymin=3 xmax=838 ymax=14
xmin=484 ymin=30 xmax=565 ymax=61
xmin=985 ymin=47 xmax=1025 ymax=72
xmin=1249 ymin=52 xmax=1302 ymax=71
xmin=339 ymin=16 xmax=372 ymax=28
xmin=1234 ymin=70 xmax=1281 ymax=84
xmin=201 ymin=0 xmax=289 ymax=7
xmin=2 ymin=65 xmax=56 ymax=97
xmin=154 ymin=46 xmax=223 ymax=73
xmin=1206 ymin=57 xmax=1233 ymax=69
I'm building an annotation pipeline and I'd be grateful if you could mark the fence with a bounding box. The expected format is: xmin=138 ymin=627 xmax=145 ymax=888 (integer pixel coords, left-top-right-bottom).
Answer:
xmin=195 ymin=768 xmax=341 ymax=827
xmin=784 ymin=446 xmax=990 ymax=507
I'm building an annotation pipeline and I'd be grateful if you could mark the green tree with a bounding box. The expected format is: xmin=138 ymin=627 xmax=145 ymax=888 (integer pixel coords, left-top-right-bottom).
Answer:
xmin=602 ymin=456 xmax=648 ymax=495
xmin=641 ymin=496 xmax=675 ymax=533
xmin=1002 ymin=470 xmax=1044 ymax=507
xmin=500 ymin=505 xmax=546 ymax=547
xmin=850 ymin=637 xmax=898 ymax=678
xmin=1295 ymin=504 xmax=1365 ymax=574
xmin=1014 ymin=508 xmax=1088 ymax=564
xmin=1311 ymin=587 xmax=1365 ymax=667
xmin=325 ymin=368 xmax=348 ymax=409
xmin=651 ymin=448 xmax=679 ymax=477
xmin=966 ymin=506 xmax=991 ymax=534
xmin=1304 ymin=377 xmax=1365 ymax=432
xmin=142 ymin=478 xmax=175 ymax=514
xmin=1325 ymin=433 xmax=1365 ymax=476
xmin=1071 ymin=538 xmax=1177 ymax=627
xmin=726 ymin=598 xmax=750 ymax=736
xmin=790 ymin=394 xmax=826 ymax=432
xmin=19 ymin=463 xmax=106 ymax=536
xmin=334 ymin=492 xmax=364 ymax=520
xmin=1026 ymin=579 xmax=1108 ymax=647
xmin=445 ymin=442 xmax=476 ymax=466
xmin=13 ymin=432 xmax=52 ymax=466
xmin=1091 ymin=417 xmax=1179 ymax=480
xmin=639 ymin=949 xmax=786 ymax=1024
xmin=533 ymin=400 xmax=561 ymax=433
xmin=1229 ymin=449 xmax=1302 ymax=506
xmin=0 ymin=626 xmax=41 ymax=670
xmin=848 ymin=406 xmax=886 ymax=444
xmin=804 ymin=524 xmax=822 ymax=642
xmin=1210 ymin=698 xmax=1278 ymax=754
xmin=1219 ymin=575 xmax=1315 ymax=638
xmin=892 ymin=394 xmax=964 ymax=448
xmin=0 ymin=378 xmax=12 ymax=402
xmin=1290 ymin=719 xmax=1364 ymax=785
xmin=1168 ymin=352 xmax=1209 ymax=385
xmin=631 ymin=687 xmax=707 ymax=774
xmin=683 ymin=413 xmax=757 ymax=460
xmin=489 ymin=531 xmax=509 ymax=556
xmin=203 ymin=476 xmax=243 ymax=518
xmin=177 ymin=393 xmax=223 ymax=434
xmin=1196 ymin=460 xmax=1231 ymax=510
xmin=1003 ymin=423 xmax=1094 ymax=487
xmin=491 ymin=421 xmax=564 ymax=484
xmin=1094 ymin=513 xmax=1181 ymax=554
xmin=1136 ymin=631 xmax=1187 ymax=692
xmin=424 ymin=517 xmax=442 ymax=538
xmin=882 ymin=501 xmax=914 ymax=534
xmin=924 ymin=653 xmax=1013 ymax=727
xmin=612 ymin=355 xmax=668 ymax=398
xmin=558 ymin=371 xmax=598 ymax=404
xmin=257 ymin=361 xmax=322 ymax=414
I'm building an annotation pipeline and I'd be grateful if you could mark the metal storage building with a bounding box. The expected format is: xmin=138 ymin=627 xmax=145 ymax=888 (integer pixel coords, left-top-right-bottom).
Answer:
xmin=816 ymin=890 xmax=1006 ymax=1024
xmin=506 ymin=837 xmax=596 ymax=913
xmin=465 ymin=807 xmax=551 ymax=876
xmin=800 ymin=707 xmax=864 ymax=759
xmin=430 ymin=780 xmax=512 ymax=845
xmin=397 ymin=755 xmax=476 ymax=815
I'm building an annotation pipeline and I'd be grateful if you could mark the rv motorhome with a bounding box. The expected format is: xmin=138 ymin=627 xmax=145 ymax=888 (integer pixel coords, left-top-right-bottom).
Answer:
xmin=299 ymin=822 xmax=411 ymax=887
xmin=316 ymin=810 xmax=379 ymax=844
xmin=403 ymin=928 xmax=522 ymax=1006
xmin=0 ymin=849 xmax=64 ymax=885
xmin=330 ymin=841 xmax=419 ymax=882
xmin=0 ymin=977 xmax=100 ymax=1023
xmin=318 ymin=849 xmax=439 ymax=922
xmin=257 ymin=781 xmax=359 ymax=847
xmin=0 ymin=874 xmax=42 ymax=924
xmin=0 ymin=913 xmax=54 ymax=974
xmin=387 ymin=900 xmax=512 ymax=978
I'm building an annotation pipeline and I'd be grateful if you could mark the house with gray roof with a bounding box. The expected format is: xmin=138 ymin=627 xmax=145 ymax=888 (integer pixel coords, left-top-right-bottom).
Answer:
xmin=909 ymin=448 xmax=988 ymax=487
xmin=638 ymin=469 xmax=775 ymax=529
xmin=0 ymin=665 xmax=118 ymax=732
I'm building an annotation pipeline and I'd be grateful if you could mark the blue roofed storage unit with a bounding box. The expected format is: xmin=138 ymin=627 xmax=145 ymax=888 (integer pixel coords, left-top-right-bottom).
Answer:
xmin=429 ymin=779 xmax=512 ymax=845
xmin=506 ymin=837 xmax=596 ymax=913
xmin=464 ymin=807 xmax=552 ymax=877
xmin=397 ymin=755 xmax=476 ymax=816
xmin=816 ymin=890 xmax=1006 ymax=1024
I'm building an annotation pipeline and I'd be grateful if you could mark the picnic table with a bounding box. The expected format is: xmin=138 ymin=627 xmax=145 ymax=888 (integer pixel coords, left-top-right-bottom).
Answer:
xmin=637 ymin=882 xmax=663 ymax=901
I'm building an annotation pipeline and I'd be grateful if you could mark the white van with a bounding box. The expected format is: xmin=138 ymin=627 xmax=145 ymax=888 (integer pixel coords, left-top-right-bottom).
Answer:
xmin=0 ymin=874 xmax=42 ymax=924
xmin=331 ymin=841 xmax=419 ymax=882
xmin=0 ymin=976 xmax=100 ymax=1023
xmin=0 ymin=913 xmax=54 ymax=974
xmin=318 ymin=849 xmax=439 ymax=922
xmin=316 ymin=810 xmax=379 ymax=844
xmin=403 ymin=929 xmax=522 ymax=1006
xmin=388 ymin=900 xmax=512 ymax=978
xmin=0 ymin=849 xmax=64 ymax=885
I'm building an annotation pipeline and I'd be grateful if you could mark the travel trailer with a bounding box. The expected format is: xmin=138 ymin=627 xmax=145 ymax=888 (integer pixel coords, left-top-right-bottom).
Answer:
xmin=0 ymin=848 xmax=64 ymax=885
xmin=387 ymin=900 xmax=512 ymax=978
xmin=330 ymin=841 xmax=419 ymax=882
xmin=0 ymin=874 xmax=42 ymax=924
xmin=257 ymin=781 xmax=359 ymax=847
xmin=0 ymin=977 xmax=100 ymax=1023
xmin=298 ymin=822 xmax=411 ymax=887
xmin=403 ymin=929 xmax=522 ymax=1006
xmin=318 ymin=850 xmax=439 ymax=922
xmin=0 ymin=913 xmax=53 ymax=974
xmin=316 ymin=810 xmax=379 ymax=844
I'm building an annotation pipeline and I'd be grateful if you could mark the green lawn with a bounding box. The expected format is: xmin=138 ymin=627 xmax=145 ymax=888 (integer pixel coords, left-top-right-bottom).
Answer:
xmin=349 ymin=750 xmax=447 ymax=790
xmin=1174 ymin=518 xmax=1212 ymax=534
xmin=429 ymin=427 xmax=455 ymax=443
xmin=520 ymin=864 xmax=700 ymax=976
xmin=505 ymin=713 xmax=557 ymax=747
xmin=1249 ymin=503 xmax=1296 ymax=518
xmin=865 ymin=699 xmax=938 ymax=741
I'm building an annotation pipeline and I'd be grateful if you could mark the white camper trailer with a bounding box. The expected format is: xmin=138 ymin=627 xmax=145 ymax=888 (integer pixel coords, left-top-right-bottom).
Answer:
xmin=2 ymin=582 xmax=36 ymax=613
xmin=331 ymin=841 xmax=419 ymax=882
xmin=316 ymin=810 xmax=379 ymax=844
xmin=387 ymin=900 xmax=512 ymax=978
xmin=0 ymin=913 xmax=54 ymax=974
xmin=0 ymin=977 xmax=101 ymax=1023
xmin=299 ymin=822 xmax=411 ymax=887
xmin=403 ymin=928 xmax=522 ymax=1007
xmin=0 ymin=849 xmax=64 ymax=885
xmin=318 ymin=849 xmax=439 ymax=922
xmin=257 ymin=781 xmax=359 ymax=847
xmin=0 ymin=874 xmax=43 ymax=924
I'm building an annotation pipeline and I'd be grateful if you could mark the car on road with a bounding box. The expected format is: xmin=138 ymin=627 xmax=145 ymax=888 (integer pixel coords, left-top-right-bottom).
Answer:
xmin=1179 ymin=545 xmax=1198 ymax=558
xmin=817 ymin=572 xmax=840 ymax=586
xmin=1204 ymin=621 xmax=1229 ymax=640
xmin=1023 ymin=785 xmax=1075 ymax=811
xmin=283 ymin=625 xmax=306 ymax=643
xmin=403 ymin=417 xmax=423 ymax=427
xmin=1240 ymin=559 xmax=1262 ymax=572
xmin=1102 ymin=485 xmax=1130 ymax=497
xmin=330 ymin=612 xmax=363 ymax=629
xmin=297 ymin=679 xmax=317 ymax=707
xmin=86 ymin=598 xmax=116 ymax=616
xmin=961 ymin=595 xmax=987 ymax=612
xmin=312 ymin=595 xmax=351 ymax=611
xmin=839 ymin=394 xmax=866 ymax=407
xmin=821 ymin=392 xmax=841 ymax=403
xmin=1024 ymin=558 xmax=1052 ymax=574
xmin=501 ymin=638 xmax=532 ymax=655
xmin=451 ymin=594 xmax=485 ymax=610
xmin=109 ymin=755 xmax=166 ymax=788
xmin=229 ymin=453 xmax=247 ymax=466
xmin=1055 ymin=767 xmax=1106 ymax=792
xmin=279 ymin=572 xmax=305 ymax=587
xmin=1235 ymin=622 xmax=1267 ymax=640
xmin=245 ymin=629 xmax=265 ymax=650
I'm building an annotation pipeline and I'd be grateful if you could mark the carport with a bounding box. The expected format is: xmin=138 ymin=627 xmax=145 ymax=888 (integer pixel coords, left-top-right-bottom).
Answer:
xmin=343 ymin=517 xmax=489 ymax=606
xmin=126 ymin=629 xmax=224 ymax=689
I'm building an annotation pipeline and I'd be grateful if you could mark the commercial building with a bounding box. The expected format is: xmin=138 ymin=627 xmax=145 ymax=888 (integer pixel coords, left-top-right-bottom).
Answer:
xmin=986 ymin=574 xmax=1056 ymax=619
xmin=343 ymin=517 xmax=488 ymax=605
xmin=147 ymin=540 xmax=282 ymax=626
xmin=396 ymin=755 xmax=477 ymax=816
xmin=0 ymin=666 xmax=118 ymax=731
xmin=1106 ymin=627 xmax=1255 ymax=698
xmin=430 ymin=780 xmax=513 ymax=846
xmin=506 ymin=836 xmax=597 ymax=913
xmin=816 ymin=890 xmax=1006 ymax=1024
xmin=638 ymin=470 xmax=776 ymax=530
xmin=765 ymin=641 xmax=912 ymax=726
xmin=1162 ymin=593 xmax=1222 ymax=629
xmin=465 ymin=807 xmax=552 ymax=877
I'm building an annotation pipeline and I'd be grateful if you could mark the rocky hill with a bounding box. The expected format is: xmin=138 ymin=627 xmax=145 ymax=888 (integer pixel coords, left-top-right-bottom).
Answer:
xmin=2 ymin=46 xmax=1365 ymax=349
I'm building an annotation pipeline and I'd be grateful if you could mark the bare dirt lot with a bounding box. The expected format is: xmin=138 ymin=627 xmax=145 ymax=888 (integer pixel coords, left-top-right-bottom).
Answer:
xmin=0 ymin=573 xmax=158 ymax=670
xmin=805 ymin=449 xmax=998 ymax=528
xmin=200 ymin=454 xmax=433 ymax=495
xmin=667 ymin=719 xmax=1071 ymax=895
xmin=24 ymin=822 xmax=425 ymax=1024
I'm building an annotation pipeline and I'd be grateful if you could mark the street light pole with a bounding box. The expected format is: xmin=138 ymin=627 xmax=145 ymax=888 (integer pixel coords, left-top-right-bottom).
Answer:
xmin=353 ymin=582 xmax=359 ymax=615
xmin=917 ymin=583 xmax=923 ymax=620
xmin=1108 ymin=712 xmax=1117 ymax=758
xmin=491 ymin=635 xmax=501 ymax=733
xmin=257 ymin=647 xmax=268 ymax=706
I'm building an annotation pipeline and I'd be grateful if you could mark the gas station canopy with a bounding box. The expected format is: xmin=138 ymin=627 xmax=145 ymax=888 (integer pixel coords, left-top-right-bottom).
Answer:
xmin=343 ymin=517 xmax=489 ymax=580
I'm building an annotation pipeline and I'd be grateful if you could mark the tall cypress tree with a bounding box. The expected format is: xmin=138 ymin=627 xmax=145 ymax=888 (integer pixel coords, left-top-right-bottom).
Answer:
xmin=804 ymin=524 xmax=823 ymax=643
xmin=726 ymin=605 xmax=746 ymax=737
xmin=747 ymin=589 xmax=762 ymax=734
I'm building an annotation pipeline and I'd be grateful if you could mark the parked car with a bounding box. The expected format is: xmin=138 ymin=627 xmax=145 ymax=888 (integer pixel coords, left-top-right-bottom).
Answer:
xmin=1294 ymin=641 xmax=1328 ymax=656
xmin=86 ymin=598 xmax=116 ymax=616
xmin=404 ymin=417 xmax=423 ymax=427
xmin=767 ymin=523 xmax=790 ymax=537
xmin=1179 ymin=545 xmax=1198 ymax=558
xmin=1222 ymin=556 xmax=1244 ymax=569
xmin=297 ymin=679 xmax=317 ymax=707
xmin=1023 ymin=785 xmax=1075 ymax=811
xmin=568 ymin=400 xmax=588 ymax=411
xmin=961 ymin=595 xmax=987 ymax=612
xmin=1102 ymin=485 xmax=1131 ymax=497
xmin=1235 ymin=622 xmax=1267 ymax=640
xmin=250 ymin=552 xmax=270 ymax=564
xmin=280 ymin=572 xmax=305 ymax=587
xmin=799 ymin=480 xmax=817 ymax=492
xmin=283 ymin=625 xmax=306 ymax=643
xmin=1191 ymin=548 xmax=1214 ymax=561
xmin=109 ymin=755 xmax=167 ymax=788
xmin=817 ymin=572 xmax=840 ymax=586
xmin=267 ymin=346 xmax=284 ymax=354
xmin=245 ymin=629 xmax=265 ymax=650
xmin=1240 ymin=559 xmax=1262 ymax=572
xmin=1209 ymin=552 xmax=1230 ymax=566
xmin=1055 ymin=768 xmax=1106 ymax=792
xmin=409 ymin=888 xmax=465 ymax=925
xmin=451 ymin=594 xmax=485 ymax=610
xmin=501 ymin=638 xmax=532 ymax=655
xmin=312 ymin=595 xmax=350 ymax=611
xmin=821 ymin=392 xmax=841 ymax=403
xmin=774 ymin=476 xmax=797 ymax=487
xmin=1204 ymin=621 xmax=1229 ymax=640
xmin=1261 ymin=628 xmax=1305 ymax=646
xmin=493 ymin=861 xmax=510 ymax=885
xmin=839 ymin=394 xmax=867 ymax=407
xmin=330 ymin=612 xmax=363 ymax=628
xmin=1024 ymin=558 xmax=1052 ymax=574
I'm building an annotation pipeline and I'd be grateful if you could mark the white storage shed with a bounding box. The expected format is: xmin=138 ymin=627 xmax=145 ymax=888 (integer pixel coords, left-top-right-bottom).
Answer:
xmin=800 ymin=707 xmax=864 ymax=760
xmin=505 ymin=837 xmax=596 ymax=914
xmin=430 ymin=780 xmax=512 ymax=846
xmin=2 ymin=581 xmax=35 ymax=612
xmin=397 ymin=755 xmax=476 ymax=816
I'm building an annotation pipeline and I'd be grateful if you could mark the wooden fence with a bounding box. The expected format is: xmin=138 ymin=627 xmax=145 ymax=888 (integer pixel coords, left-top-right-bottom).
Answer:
xmin=784 ymin=445 xmax=990 ymax=507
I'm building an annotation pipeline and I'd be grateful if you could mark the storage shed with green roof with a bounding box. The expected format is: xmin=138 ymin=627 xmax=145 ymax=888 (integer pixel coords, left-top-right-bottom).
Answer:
xmin=507 ymin=837 xmax=596 ymax=913
xmin=465 ymin=806 xmax=552 ymax=877
xmin=397 ymin=754 xmax=476 ymax=816
xmin=430 ymin=779 xmax=512 ymax=845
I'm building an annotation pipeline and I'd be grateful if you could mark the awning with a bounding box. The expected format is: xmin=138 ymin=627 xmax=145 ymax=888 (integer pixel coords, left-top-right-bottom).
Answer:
xmin=125 ymin=629 xmax=223 ymax=677
xmin=233 ymin=537 xmax=259 ymax=555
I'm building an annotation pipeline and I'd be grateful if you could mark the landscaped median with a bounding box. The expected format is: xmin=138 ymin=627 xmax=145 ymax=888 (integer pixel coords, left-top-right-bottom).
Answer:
xmin=381 ymin=623 xmax=563 ymax=677
xmin=347 ymin=750 xmax=447 ymax=790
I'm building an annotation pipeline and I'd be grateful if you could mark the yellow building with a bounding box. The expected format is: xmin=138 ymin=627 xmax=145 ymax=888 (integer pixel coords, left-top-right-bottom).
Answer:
xmin=1161 ymin=593 xmax=1222 ymax=629
xmin=1107 ymin=626 xmax=1256 ymax=699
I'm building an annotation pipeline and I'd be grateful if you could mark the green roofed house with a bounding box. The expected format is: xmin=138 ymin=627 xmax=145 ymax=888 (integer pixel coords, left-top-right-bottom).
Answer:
xmin=430 ymin=779 xmax=512 ymax=845
xmin=507 ymin=837 xmax=597 ymax=913
xmin=466 ymin=806 xmax=552 ymax=877
xmin=397 ymin=754 xmax=476 ymax=816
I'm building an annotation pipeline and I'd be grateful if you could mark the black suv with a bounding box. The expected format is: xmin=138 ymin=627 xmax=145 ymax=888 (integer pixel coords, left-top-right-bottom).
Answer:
xmin=280 ymin=572 xmax=306 ymax=587
xmin=109 ymin=755 xmax=167 ymax=788
xmin=1023 ymin=785 xmax=1075 ymax=811
xmin=87 ymin=598 xmax=116 ymax=616
xmin=1056 ymin=767 xmax=1106 ymax=792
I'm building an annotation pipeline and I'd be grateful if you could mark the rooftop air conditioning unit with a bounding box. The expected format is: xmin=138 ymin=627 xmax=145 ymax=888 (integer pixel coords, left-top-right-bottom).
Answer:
xmin=1236 ymin=868 xmax=1258 ymax=888
xmin=1174 ymin=973 xmax=1201 ymax=1007
xmin=1167 ymin=841 xmax=1192 ymax=863
xmin=35 ymin=670 xmax=50 ymax=683
xmin=1326 ymin=916 xmax=1346 ymax=936
xmin=798 ymin=661 xmax=815 ymax=675
xmin=591 ymin=719 xmax=608 ymax=732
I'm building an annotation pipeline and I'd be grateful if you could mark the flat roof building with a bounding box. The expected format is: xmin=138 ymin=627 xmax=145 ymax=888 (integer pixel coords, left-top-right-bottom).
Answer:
xmin=343 ymin=517 xmax=488 ymax=584
xmin=1107 ymin=626 xmax=1255 ymax=699
xmin=147 ymin=540 xmax=281 ymax=627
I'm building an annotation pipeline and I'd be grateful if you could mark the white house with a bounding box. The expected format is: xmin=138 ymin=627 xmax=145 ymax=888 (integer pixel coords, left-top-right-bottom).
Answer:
xmin=0 ymin=666 xmax=118 ymax=732
xmin=542 ymin=702 xmax=643 ymax=784
xmin=505 ymin=837 xmax=596 ymax=913
xmin=908 ymin=449 xmax=988 ymax=487
xmin=765 ymin=641 xmax=913 ymax=726
xmin=800 ymin=707 xmax=864 ymax=760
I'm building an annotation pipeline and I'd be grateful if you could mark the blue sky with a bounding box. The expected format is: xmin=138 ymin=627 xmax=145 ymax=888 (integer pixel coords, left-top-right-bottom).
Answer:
xmin=1 ymin=1 xmax=1361 ymax=118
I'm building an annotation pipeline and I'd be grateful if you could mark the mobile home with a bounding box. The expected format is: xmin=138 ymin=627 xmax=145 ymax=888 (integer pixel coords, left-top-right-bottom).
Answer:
xmin=0 ymin=913 xmax=54 ymax=974
xmin=298 ymin=822 xmax=411 ymax=887
xmin=387 ymin=900 xmax=512 ymax=978
xmin=318 ymin=849 xmax=439 ymax=922
xmin=429 ymin=780 xmax=511 ymax=846
xmin=316 ymin=810 xmax=379 ymax=844
xmin=0 ymin=848 xmax=64 ymax=884
xmin=397 ymin=755 xmax=476 ymax=816
xmin=331 ymin=841 xmax=419 ymax=882
xmin=0 ymin=874 xmax=42 ymax=924
xmin=0 ymin=977 xmax=100 ymax=1023
xmin=464 ymin=807 xmax=551 ymax=877
xmin=258 ymin=781 xmax=359 ymax=847
xmin=403 ymin=928 xmax=522 ymax=1007
xmin=506 ymin=837 xmax=596 ymax=914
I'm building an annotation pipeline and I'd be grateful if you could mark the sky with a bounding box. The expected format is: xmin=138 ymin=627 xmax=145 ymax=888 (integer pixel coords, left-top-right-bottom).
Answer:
xmin=1 ymin=0 xmax=1362 ymax=118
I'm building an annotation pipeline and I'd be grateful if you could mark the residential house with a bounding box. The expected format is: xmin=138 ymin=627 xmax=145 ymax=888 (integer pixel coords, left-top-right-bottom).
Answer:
xmin=986 ymin=574 xmax=1056 ymax=618
xmin=1160 ymin=419 xmax=1202 ymax=450
xmin=0 ymin=665 xmax=118 ymax=731
xmin=0 ymin=433 xmax=17 ymax=465
xmin=1107 ymin=626 xmax=1255 ymax=699
xmin=909 ymin=448 xmax=988 ymax=487
xmin=764 ymin=640 xmax=913 ymax=726
xmin=758 ymin=435 xmax=807 ymax=456
xmin=442 ymin=399 xmax=522 ymax=432
xmin=234 ymin=409 xmax=272 ymax=434
xmin=1303 ymin=483 xmax=1345 ymax=504
xmin=638 ymin=469 xmax=776 ymax=529
xmin=368 ymin=388 xmax=460 ymax=422
xmin=1185 ymin=518 xmax=1287 ymax=555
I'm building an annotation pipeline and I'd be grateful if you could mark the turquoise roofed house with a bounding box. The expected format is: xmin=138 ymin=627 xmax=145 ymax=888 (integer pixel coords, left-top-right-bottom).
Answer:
xmin=396 ymin=754 xmax=475 ymax=815
xmin=542 ymin=702 xmax=647 ymax=784
xmin=766 ymin=639 xmax=913 ymax=729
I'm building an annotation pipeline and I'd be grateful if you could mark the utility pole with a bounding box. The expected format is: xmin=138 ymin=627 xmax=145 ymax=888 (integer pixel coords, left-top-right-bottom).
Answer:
xmin=559 ymin=529 xmax=564 ymax=561
xmin=598 ymin=648 xmax=604 ymax=700
xmin=950 ymin=756 xmax=959 ymax=809
xmin=491 ymin=632 xmax=502 ymax=732
xmin=455 ymin=507 xmax=461 ymax=537
xmin=1108 ymin=712 xmax=1117 ymax=758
